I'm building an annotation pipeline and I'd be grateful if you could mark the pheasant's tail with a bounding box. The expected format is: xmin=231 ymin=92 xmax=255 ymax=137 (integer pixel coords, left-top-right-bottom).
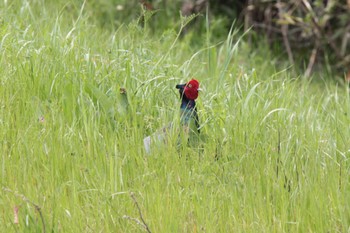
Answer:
xmin=143 ymin=123 xmax=173 ymax=154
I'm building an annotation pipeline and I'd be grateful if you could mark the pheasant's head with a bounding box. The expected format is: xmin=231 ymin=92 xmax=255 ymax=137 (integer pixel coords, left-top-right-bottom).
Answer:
xmin=119 ymin=87 xmax=127 ymax=94
xmin=176 ymin=79 xmax=200 ymax=100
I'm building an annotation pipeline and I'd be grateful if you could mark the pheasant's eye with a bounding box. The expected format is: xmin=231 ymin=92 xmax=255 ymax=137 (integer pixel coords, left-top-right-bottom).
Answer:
xmin=188 ymin=84 xmax=192 ymax=88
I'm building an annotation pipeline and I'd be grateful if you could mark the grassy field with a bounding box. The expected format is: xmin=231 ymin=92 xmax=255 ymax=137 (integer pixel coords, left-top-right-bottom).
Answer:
xmin=1 ymin=1 xmax=350 ymax=232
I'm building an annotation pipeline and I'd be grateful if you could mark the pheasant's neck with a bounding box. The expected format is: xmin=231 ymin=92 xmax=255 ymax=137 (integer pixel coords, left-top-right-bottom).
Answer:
xmin=180 ymin=98 xmax=196 ymax=111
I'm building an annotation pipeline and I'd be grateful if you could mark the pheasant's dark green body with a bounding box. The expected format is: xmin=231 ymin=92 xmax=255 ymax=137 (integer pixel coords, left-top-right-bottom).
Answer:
xmin=179 ymin=93 xmax=200 ymax=133
xmin=176 ymin=83 xmax=200 ymax=143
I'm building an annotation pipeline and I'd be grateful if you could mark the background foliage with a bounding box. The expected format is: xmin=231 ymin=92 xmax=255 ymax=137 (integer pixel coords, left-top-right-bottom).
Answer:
xmin=86 ymin=0 xmax=350 ymax=77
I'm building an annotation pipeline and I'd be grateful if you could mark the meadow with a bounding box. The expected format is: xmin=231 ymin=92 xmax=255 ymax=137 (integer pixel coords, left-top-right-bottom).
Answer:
xmin=1 ymin=1 xmax=350 ymax=232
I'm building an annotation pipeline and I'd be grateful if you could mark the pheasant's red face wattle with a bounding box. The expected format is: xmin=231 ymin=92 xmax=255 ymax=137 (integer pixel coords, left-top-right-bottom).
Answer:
xmin=184 ymin=79 xmax=199 ymax=100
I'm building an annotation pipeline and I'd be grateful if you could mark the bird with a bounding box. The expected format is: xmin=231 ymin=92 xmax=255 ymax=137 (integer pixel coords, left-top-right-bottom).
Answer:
xmin=85 ymin=83 xmax=129 ymax=125
xmin=116 ymin=87 xmax=129 ymax=118
xmin=140 ymin=0 xmax=154 ymax=11
xmin=143 ymin=79 xmax=201 ymax=153
xmin=176 ymin=79 xmax=201 ymax=136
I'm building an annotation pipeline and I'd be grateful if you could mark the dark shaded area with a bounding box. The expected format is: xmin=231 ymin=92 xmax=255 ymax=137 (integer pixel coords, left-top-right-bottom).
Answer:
xmin=204 ymin=0 xmax=350 ymax=76
xmin=86 ymin=0 xmax=350 ymax=76
xmin=176 ymin=0 xmax=350 ymax=75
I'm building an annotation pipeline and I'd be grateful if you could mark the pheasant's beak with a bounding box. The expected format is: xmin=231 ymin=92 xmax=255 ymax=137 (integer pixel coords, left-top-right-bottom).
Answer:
xmin=176 ymin=84 xmax=186 ymax=89
xmin=197 ymin=88 xmax=202 ymax=91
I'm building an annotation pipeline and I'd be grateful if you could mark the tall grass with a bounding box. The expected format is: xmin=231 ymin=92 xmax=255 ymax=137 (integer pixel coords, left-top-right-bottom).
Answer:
xmin=1 ymin=1 xmax=350 ymax=232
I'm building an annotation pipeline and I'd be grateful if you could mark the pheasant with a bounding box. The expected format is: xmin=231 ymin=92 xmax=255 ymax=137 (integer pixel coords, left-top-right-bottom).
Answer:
xmin=144 ymin=79 xmax=201 ymax=153
xmin=85 ymin=84 xmax=129 ymax=125
xmin=176 ymin=79 xmax=201 ymax=136
xmin=140 ymin=0 xmax=154 ymax=11
xmin=116 ymin=87 xmax=129 ymax=118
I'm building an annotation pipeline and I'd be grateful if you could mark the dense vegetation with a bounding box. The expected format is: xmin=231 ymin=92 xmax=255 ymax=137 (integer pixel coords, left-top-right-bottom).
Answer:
xmin=235 ymin=0 xmax=350 ymax=76
xmin=1 ymin=0 xmax=350 ymax=232
xmin=108 ymin=0 xmax=350 ymax=76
